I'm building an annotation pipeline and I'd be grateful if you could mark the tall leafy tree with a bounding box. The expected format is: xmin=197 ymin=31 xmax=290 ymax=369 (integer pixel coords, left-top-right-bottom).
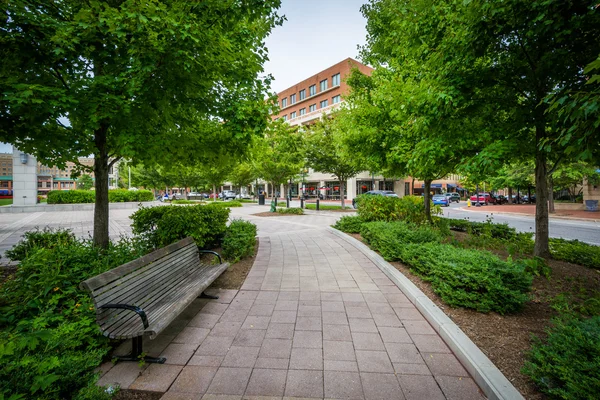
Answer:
xmin=228 ymin=162 xmax=256 ymax=198
xmin=0 ymin=0 xmax=282 ymax=247
xmin=199 ymin=156 xmax=232 ymax=201
xmin=305 ymin=114 xmax=362 ymax=209
xmin=76 ymin=174 xmax=94 ymax=190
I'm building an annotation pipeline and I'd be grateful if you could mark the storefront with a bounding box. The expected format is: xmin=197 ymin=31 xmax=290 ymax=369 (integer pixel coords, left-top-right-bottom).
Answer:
xmin=379 ymin=181 xmax=394 ymax=191
xmin=357 ymin=180 xmax=374 ymax=195
xmin=325 ymin=181 xmax=346 ymax=200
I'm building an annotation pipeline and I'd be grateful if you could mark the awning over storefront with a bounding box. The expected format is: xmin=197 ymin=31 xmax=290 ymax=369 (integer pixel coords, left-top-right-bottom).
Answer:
xmin=422 ymin=183 xmax=443 ymax=188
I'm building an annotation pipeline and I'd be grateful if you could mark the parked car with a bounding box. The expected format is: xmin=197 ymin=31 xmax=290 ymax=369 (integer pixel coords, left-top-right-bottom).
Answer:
xmin=444 ymin=192 xmax=460 ymax=203
xmin=469 ymin=192 xmax=504 ymax=205
xmin=236 ymin=193 xmax=252 ymax=200
xmin=352 ymin=190 xmax=398 ymax=208
xmin=432 ymin=194 xmax=450 ymax=207
xmin=219 ymin=190 xmax=236 ymax=200
xmin=171 ymin=192 xmax=184 ymax=200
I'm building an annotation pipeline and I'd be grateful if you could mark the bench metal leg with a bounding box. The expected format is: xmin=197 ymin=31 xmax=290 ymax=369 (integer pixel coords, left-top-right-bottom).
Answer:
xmin=114 ymin=336 xmax=166 ymax=364
xmin=199 ymin=292 xmax=219 ymax=299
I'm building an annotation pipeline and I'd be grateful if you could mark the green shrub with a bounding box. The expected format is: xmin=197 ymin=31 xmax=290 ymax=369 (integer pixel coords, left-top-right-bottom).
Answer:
xmin=443 ymin=217 xmax=516 ymax=239
xmin=360 ymin=221 xmax=443 ymax=260
xmin=47 ymin=189 xmax=154 ymax=204
xmin=5 ymin=227 xmax=77 ymax=261
xmin=222 ymin=219 xmax=257 ymax=262
xmin=398 ymin=243 xmax=531 ymax=314
xmin=523 ymin=316 xmax=600 ymax=399
xmin=206 ymin=200 xmax=242 ymax=208
xmin=332 ymin=216 xmax=365 ymax=233
xmin=356 ymin=195 xmax=438 ymax=224
xmin=130 ymin=204 xmax=230 ymax=249
xmin=305 ymin=204 xmax=345 ymax=210
xmin=550 ymin=238 xmax=600 ymax=269
xmin=47 ymin=190 xmax=95 ymax=204
xmin=0 ymin=231 xmax=147 ymax=399
xmin=172 ymin=199 xmax=203 ymax=204
xmin=276 ymin=207 xmax=304 ymax=215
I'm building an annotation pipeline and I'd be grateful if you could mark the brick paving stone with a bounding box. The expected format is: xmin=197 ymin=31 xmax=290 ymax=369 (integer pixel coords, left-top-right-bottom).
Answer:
xmin=189 ymin=313 xmax=221 ymax=329
xmin=233 ymin=329 xmax=266 ymax=347
xmin=352 ymin=332 xmax=385 ymax=351
xmin=206 ymin=367 xmax=252 ymax=396
xmin=275 ymin=300 xmax=298 ymax=311
xmin=248 ymin=303 xmax=275 ymax=316
xmin=348 ymin=318 xmax=378 ymax=333
xmin=342 ymin=292 xmax=365 ymax=302
xmin=259 ymin=338 xmax=293 ymax=359
xmin=398 ymin=374 xmax=445 ymax=400
xmin=321 ymin=301 xmax=345 ymax=312
xmin=323 ymin=340 xmax=356 ymax=361
xmin=394 ymin=307 xmax=427 ymax=321
xmin=295 ymin=316 xmax=322 ymax=331
xmin=284 ymin=370 xmax=324 ymax=398
xmin=435 ymin=376 xmax=485 ymax=399
xmin=196 ymin=336 xmax=235 ymax=357
xmin=254 ymin=357 xmax=290 ymax=370
xmin=254 ymin=291 xmax=279 ymax=305
xmin=270 ymin=310 xmax=297 ymax=324
xmin=297 ymin=305 xmax=321 ymax=316
xmin=324 ymin=360 xmax=359 ymax=372
xmin=378 ymin=327 xmax=412 ymax=344
xmin=161 ymin=343 xmax=198 ymax=365
xmin=169 ymin=366 xmax=217 ymax=394
xmin=244 ymin=369 xmax=288 ymax=397
xmin=360 ymin=372 xmax=404 ymax=400
xmin=300 ymin=291 xmax=321 ymax=300
xmin=355 ymin=350 xmax=394 ymax=373
xmin=385 ymin=343 xmax=424 ymax=364
xmin=321 ymin=292 xmax=343 ymax=301
xmin=201 ymin=302 xmax=229 ymax=315
xmin=292 ymin=330 xmax=322 ymax=348
xmin=160 ymin=392 xmax=198 ymax=400
xmin=221 ymin=346 xmax=260 ymax=368
xmin=324 ymin=371 xmax=364 ymax=400
xmin=278 ymin=292 xmax=300 ymax=301
xmin=266 ymin=323 xmax=295 ymax=340
xmin=322 ymin=311 xmax=348 ymax=325
xmin=402 ymin=320 xmax=436 ymax=335
xmin=187 ymin=355 xmax=223 ymax=368
xmin=323 ymin=324 xmax=352 ymax=341
xmin=289 ymin=347 xmax=323 ymax=370
xmin=372 ymin=313 xmax=402 ymax=328
xmin=130 ymin=364 xmax=183 ymax=392
xmin=362 ymin=293 xmax=388 ymax=303
xmin=422 ymin=353 xmax=469 ymax=377
xmin=173 ymin=327 xmax=210 ymax=345
xmin=97 ymin=361 xmax=146 ymax=389
xmin=209 ymin=321 xmax=244 ymax=337
xmin=410 ymin=334 xmax=451 ymax=353
xmin=200 ymin=395 xmax=242 ymax=400
xmin=220 ymin=309 xmax=251 ymax=322
xmin=393 ymin=363 xmax=432 ymax=376
xmin=242 ymin=316 xmax=271 ymax=330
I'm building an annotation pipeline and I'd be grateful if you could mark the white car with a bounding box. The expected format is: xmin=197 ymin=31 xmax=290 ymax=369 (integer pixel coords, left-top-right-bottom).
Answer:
xmin=236 ymin=193 xmax=252 ymax=200
xmin=219 ymin=190 xmax=236 ymax=200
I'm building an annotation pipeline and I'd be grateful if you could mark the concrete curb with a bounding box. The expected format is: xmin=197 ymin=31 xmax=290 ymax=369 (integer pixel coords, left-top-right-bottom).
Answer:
xmin=327 ymin=226 xmax=524 ymax=400
xmin=0 ymin=201 xmax=157 ymax=214
xmin=458 ymin=207 xmax=600 ymax=223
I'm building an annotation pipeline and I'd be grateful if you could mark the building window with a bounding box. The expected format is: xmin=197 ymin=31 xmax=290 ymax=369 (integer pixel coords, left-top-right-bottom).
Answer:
xmin=282 ymin=115 xmax=287 ymax=121
xmin=309 ymin=104 xmax=316 ymax=112
xmin=299 ymin=89 xmax=306 ymax=100
xmin=332 ymin=73 xmax=340 ymax=86
xmin=309 ymin=85 xmax=316 ymax=96
xmin=299 ymin=108 xmax=306 ymax=116
xmin=290 ymin=111 xmax=297 ymax=119
xmin=290 ymin=94 xmax=296 ymax=104
xmin=281 ymin=98 xmax=287 ymax=108
xmin=320 ymin=99 xmax=328 ymax=108
xmin=320 ymin=79 xmax=328 ymax=92
xmin=332 ymin=95 xmax=341 ymax=104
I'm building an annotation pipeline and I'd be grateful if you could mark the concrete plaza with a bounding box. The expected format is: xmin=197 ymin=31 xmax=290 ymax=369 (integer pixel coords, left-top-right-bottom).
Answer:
xmin=1 ymin=204 xmax=488 ymax=399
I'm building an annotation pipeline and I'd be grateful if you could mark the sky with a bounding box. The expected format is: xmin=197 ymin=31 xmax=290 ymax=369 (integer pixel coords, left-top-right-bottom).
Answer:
xmin=0 ymin=0 xmax=368 ymax=154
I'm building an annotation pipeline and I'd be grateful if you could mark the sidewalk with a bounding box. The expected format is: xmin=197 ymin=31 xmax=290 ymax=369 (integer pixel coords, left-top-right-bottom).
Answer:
xmin=462 ymin=204 xmax=600 ymax=221
xmin=96 ymin=212 xmax=486 ymax=399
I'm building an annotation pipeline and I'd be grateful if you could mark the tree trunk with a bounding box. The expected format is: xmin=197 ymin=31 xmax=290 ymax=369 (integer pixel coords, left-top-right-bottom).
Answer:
xmin=424 ymin=179 xmax=432 ymax=223
xmin=339 ymin=178 xmax=345 ymax=209
xmin=212 ymin=184 xmax=216 ymax=201
xmin=534 ymin=127 xmax=551 ymax=258
xmin=507 ymin=187 xmax=513 ymax=204
xmin=411 ymin=178 xmax=415 ymax=195
xmin=93 ymin=124 xmax=110 ymax=249
xmin=548 ymin=176 xmax=555 ymax=213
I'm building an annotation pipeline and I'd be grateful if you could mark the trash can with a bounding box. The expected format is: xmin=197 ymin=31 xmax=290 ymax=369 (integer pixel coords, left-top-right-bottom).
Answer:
xmin=585 ymin=200 xmax=598 ymax=211
xmin=258 ymin=194 xmax=265 ymax=205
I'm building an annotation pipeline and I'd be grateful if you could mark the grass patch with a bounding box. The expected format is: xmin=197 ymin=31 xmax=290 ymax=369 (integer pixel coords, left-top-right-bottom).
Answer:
xmin=0 ymin=198 xmax=12 ymax=206
xmin=305 ymin=204 xmax=345 ymax=210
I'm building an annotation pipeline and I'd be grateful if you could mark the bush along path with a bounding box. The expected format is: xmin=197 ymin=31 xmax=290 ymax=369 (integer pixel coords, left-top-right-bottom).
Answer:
xmin=0 ymin=204 xmax=259 ymax=400
xmin=332 ymin=196 xmax=600 ymax=399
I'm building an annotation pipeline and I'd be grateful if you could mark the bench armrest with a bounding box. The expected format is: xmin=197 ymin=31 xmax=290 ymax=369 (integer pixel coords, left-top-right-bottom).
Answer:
xmin=99 ymin=304 xmax=149 ymax=329
xmin=198 ymin=250 xmax=222 ymax=264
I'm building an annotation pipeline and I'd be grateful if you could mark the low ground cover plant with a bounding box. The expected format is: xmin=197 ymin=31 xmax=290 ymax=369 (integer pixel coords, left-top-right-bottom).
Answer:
xmin=331 ymin=215 xmax=364 ymax=233
xmin=130 ymin=204 xmax=230 ymax=249
xmin=47 ymin=189 xmax=153 ymax=204
xmin=222 ymin=219 xmax=257 ymax=263
xmin=442 ymin=217 xmax=516 ymax=239
xmin=355 ymin=195 xmax=440 ymax=224
xmin=549 ymin=238 xmax=600 ymax=269
xmin=206 ymin=200 xmax=242 ymax=208
xmin=305 ymin=204 xmax=343 ymax=210
xmin=360 ymin=221 xmax=444 ymax=260
xmin=276 ymin=207 xmax=304 ymax=215
xmin=0 ymin=230 xmax=146 ymax=400
xmin=523 ymin=316 xmax=600 ymax=399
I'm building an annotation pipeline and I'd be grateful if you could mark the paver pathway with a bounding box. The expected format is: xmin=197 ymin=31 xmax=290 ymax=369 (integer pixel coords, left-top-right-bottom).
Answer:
xmin=97 ymin=207 xmax=485 ymax=399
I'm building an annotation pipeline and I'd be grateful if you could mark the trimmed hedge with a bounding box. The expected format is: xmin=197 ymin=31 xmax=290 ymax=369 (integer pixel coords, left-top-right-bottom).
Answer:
xmin=550 ymin=238 xmax=600 ymax=269
xmin=442 ymin=217 xmax=516 ymax=239
xmin=276 ymin=207 xmax=304 ymax=215
xmin=523 ymin=316 xmax=600 ymax=399
xmin=355 ymin=195 xmax=438 ymax=225
xmin=305 ymin=204 xmax=344 ymax=210
xmin=47 ymin=189 xmax=154 ymax=204
xmin=222 ymin=220 xmax=257 ymax=262
xmin=206 ymin=200 xmax=243 ymax=208
xmin=130 ymin=204 xmax=230 ymax=249
xmin=332 ymin=215 xmax=365 ymax=234
xmin=360 ymin=221 xmax=443 ymax=260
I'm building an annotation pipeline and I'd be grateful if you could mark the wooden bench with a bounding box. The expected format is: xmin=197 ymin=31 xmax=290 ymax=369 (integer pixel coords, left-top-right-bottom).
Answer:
xmin=79 ymin=237 xmax=229 ymax=364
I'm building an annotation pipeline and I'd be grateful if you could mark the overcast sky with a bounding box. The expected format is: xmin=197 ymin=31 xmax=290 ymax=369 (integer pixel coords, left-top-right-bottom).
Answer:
xmin=0 ymin=0 xmax=368 ymax=154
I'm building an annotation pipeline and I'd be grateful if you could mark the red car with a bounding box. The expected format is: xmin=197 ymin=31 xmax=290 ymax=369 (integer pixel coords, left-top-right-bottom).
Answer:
xmin=469 ymin=193 xmax=504 ymax=205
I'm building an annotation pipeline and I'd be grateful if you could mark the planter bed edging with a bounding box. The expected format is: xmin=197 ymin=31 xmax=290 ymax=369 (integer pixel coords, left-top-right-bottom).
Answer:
xmin=327 ymin=226 xmax=524 ymax=400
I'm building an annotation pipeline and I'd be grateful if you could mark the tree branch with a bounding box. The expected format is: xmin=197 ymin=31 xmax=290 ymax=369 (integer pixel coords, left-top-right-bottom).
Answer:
xmin=108 ymin=156 xmax=122 ymax=168
xmin=547 ymin=155 xmax=563 ymax=176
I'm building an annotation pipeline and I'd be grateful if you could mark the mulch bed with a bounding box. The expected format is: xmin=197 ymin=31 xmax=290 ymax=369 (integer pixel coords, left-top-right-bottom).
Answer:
xmin=350 ymin=232 xmax=600 ymax=399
